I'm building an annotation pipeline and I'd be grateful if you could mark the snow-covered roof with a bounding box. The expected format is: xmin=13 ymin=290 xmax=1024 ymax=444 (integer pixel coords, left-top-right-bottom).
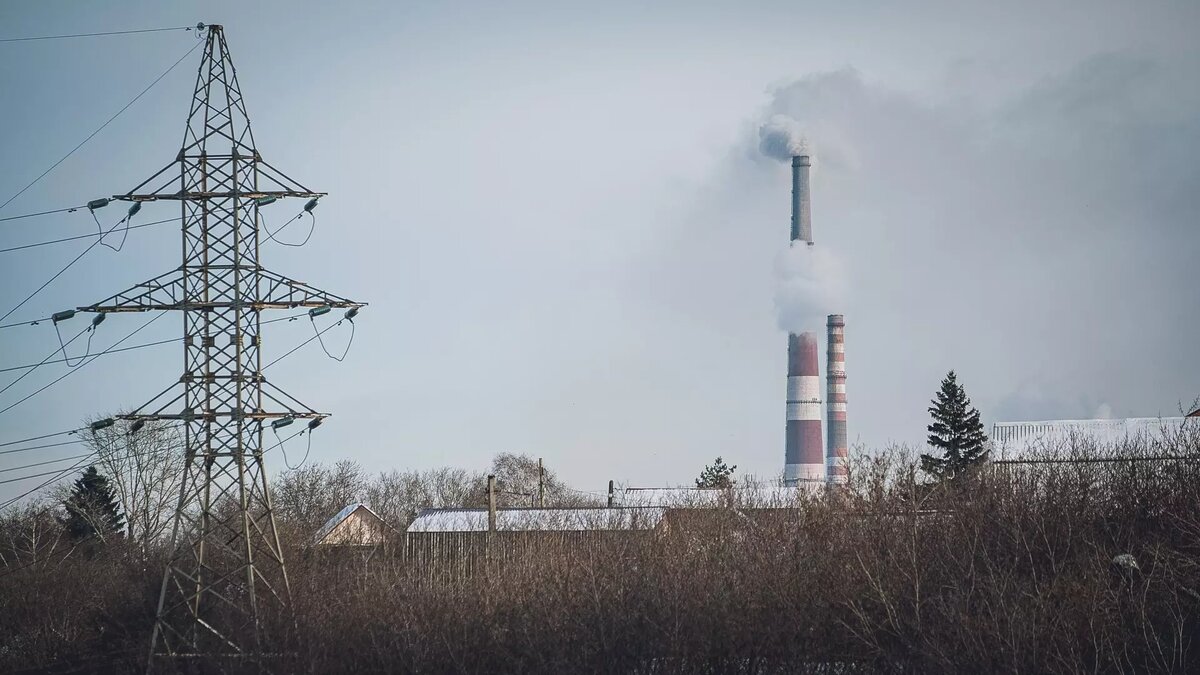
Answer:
xmin=991 ymin=417 xmax=1192 ymax=460
xmin=406 ymin=507 xmax=666 ymax=533
xmin=617 ymin=485 xmax=816 ymax=508
xmin=312 ymin=502 xmax=388 ymax=545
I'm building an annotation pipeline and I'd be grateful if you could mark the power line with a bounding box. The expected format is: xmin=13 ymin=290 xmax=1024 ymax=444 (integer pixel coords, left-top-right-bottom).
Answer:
xmin=0 ymin=312 xmax=167 ymax=417
xmin=0 ymin=336 xmax=177 ymax=374
xmin=0 ymin=39 xmax=203 ymax=214
xmin=0 ymin=428 xmax=83 ymax=448
xmin=262 ymin=318 xmax=345 ymax=370
xmin=0 ymin=315 xmax=55 ymax=331
xmin=0 ymin=208 xmax=149 ymax=324
xmin=0 ymin=424 xmax=304 ymax=513
xmin=0 ymin=25 xmax=198 ymax=43
xmin=0 ymin=452 xmax=96 ymax=511
xmin=0 ymin=205 xmax=88 ymax=224
xmin=311 ymin=315 xmax=355 ymax=362
xmin=0 ymin=310 xmax=310 ymax=374
xmin=0 ymin=438 xmax=88 ymax=457
xmin=0 ymin=325 xmax=89 ymax=398
xmin=0 ymin=452 xmax=93 ymax=475
xmin=0 ymin=309 xmax=323 ymax=419
xmin=0 ymin=238 xmax=103 ymax=324
xmin=0 ymin=458 xmax=96 ymax=485
xmin=0 ymin=216 xmax=180 ymax=254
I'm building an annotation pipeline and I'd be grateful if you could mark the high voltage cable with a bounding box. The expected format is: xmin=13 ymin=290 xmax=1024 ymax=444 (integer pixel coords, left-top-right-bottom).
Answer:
xmin=0 ymin=39 xmax=202 ymax=214
xmin=0 ymin=428 xmax=83 ymax=448
xmin=0 ymin=210 xmax=147 ymax=324
xmin=0 ymin=425 xmax=304 ymax=512
xmin=0 ymin=310 xmax=328 ymax=419
xmin=0 ymin=311 xmax=168 ymax=417
xmin=0 ymin=310 xmax=309 ymax=374
xmin=0 ymin=25 xmax=198 ymax=43
xmin=0 ymin=452 xmax=96 ymax=510
xmin=0 ymin=336 xmax=178 ymax=374
xmin=0 ymin=465 xmax=94 ymax=485
xmin=0 ymin=452 xmax=93 ymax=475
xmin=0 ymin=438 xmax=88 ymax=456
xmin=0 ymin=216 xmax=180 ymax=254
xmin=0 ymin=205 xmax=88 ymax=224
xmin=0 ymin=325 xmax=89 ymax=398
xmin=0 ymin=315 xmax=54 ymax=330
xmin=262 ymin=318 xmax=344 ymax=370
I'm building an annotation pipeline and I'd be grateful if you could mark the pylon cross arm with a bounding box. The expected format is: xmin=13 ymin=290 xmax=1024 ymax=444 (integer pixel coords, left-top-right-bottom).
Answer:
xmin=75 ymin=268 xmax=365 ymax=313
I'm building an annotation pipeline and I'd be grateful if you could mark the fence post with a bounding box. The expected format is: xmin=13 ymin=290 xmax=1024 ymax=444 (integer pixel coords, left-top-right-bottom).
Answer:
xmin=608 ymin=480 xmax=614 ymax=508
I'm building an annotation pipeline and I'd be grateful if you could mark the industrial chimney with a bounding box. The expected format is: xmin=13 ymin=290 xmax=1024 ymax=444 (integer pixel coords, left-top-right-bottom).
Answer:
xmin=785 ymin=331 xmax=824 ymax=484
xmin=791 ymin=155 xmax=812 ymax=244
xmin=826 ymin=315 xmax=848 ymax=485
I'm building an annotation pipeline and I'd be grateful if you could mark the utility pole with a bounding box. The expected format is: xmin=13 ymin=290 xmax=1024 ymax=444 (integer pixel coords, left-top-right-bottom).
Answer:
xmin=607 ymin=480 xmax=614 ymax=508
xmin=77 ymin=24 xmax=363 ymax=667
xmin=537 ymin=457 xmax=545 ymax=507
xmin=487 ymin=475 xmax=497 ymax=532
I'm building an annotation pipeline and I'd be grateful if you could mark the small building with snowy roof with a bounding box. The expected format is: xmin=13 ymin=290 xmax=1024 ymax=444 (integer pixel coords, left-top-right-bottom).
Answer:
xmin=617 ymin=485 xmax=815 ymax=508
xmin=406 ymin=506 xmax=666 ymax=533
xmin=313 ymin=503 xmax=391 ymax=547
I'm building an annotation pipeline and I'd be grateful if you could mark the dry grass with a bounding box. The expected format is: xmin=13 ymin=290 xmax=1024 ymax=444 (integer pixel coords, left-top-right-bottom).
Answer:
xmin=2 ymin=428 xmax=1199 ymax=673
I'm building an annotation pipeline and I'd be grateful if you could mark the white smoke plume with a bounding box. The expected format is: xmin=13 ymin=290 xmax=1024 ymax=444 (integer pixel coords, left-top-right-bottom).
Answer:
xmin=773 ymin=242 xmax=847 ymax=334
xmin=758 ymin=114 xmax=809 ymax=162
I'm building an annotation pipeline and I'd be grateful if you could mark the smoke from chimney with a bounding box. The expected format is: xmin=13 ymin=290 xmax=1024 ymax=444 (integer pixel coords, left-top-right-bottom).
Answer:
xmin=758 ymin=115 xmax=808 ymax=161
xmin=774 ymin=244 xmax=846 ymax=335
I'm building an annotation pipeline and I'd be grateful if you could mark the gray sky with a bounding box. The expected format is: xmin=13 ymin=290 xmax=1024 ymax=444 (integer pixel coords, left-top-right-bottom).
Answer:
xmin=0 ymin=0 xmax=1196 ymax=501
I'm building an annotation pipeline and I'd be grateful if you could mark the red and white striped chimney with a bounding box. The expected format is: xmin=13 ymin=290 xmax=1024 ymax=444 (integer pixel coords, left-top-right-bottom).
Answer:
xmin=826 ymin=315 xmax=848 ymax=484
xmin=785 ymin=331 xmax=824 ymax=484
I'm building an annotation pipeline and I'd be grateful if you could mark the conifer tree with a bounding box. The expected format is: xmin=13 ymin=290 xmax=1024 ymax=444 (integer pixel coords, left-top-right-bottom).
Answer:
xmin=696 ymin=457 xmax=737 ymax=488
xmin=59 ymin=466 xmax=125 ymax=543
xmin=921 ymin=371 xmax=988 ymax=481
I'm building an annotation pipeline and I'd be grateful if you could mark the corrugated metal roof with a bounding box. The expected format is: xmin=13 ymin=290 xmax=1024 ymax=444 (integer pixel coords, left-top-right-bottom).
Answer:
xmin=991 ymin=417 xmax=1192 ymax=460
xmin=406 ymin=507 xmax=666 ymax=533
xmin=312 ymin=502 xmax=388 ymax=545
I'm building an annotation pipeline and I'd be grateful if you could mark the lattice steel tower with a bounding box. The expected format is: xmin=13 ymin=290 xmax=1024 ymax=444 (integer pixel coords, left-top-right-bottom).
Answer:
xmin=78 ymin=24 xmax=363 ymax=665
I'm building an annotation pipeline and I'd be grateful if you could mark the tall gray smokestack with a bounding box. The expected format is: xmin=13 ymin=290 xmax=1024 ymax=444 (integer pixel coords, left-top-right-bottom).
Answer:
xmin=791 ymin=155 xmax=812 ymax=244
xmin=826 ymin=314 xmax=848 ymax=485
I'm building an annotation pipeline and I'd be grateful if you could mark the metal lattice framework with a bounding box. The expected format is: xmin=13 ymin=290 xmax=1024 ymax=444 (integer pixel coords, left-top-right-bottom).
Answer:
xmin=78 ymin=24 xmax=363 ymax=664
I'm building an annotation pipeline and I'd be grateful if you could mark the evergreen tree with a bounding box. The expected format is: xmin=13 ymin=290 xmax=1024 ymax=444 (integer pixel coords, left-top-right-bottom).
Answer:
xmin=59 ymin=466 xmax=125 ymax=543
xmin=696 ymin=457 xmax=737 ymax=488
xmin=921 ymin=371 xmax=988 ymax=482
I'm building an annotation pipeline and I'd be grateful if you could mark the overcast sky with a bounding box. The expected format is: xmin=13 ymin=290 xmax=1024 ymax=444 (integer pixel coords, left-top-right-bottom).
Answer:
xmin=0 ymin=0 xmax=1196 ymax=501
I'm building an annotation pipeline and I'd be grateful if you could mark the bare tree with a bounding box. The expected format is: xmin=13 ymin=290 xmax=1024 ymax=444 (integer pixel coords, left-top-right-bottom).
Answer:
xmin=0 ymin=500 xmax=64 ymax=569
xmin=365 ymin=466 xmax=483 ymax=529
xmin=485 ymin=452 xmax=595 ymax=507
xmin=273 ymin=460 xmax=367 ymax=537
xmin=83 ymin=416 xmax=183 ymax=555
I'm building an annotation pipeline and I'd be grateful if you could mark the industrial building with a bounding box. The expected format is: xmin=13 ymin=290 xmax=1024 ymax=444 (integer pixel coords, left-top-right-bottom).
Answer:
xmin=991 ymin=416 xmax=1195 ymax=461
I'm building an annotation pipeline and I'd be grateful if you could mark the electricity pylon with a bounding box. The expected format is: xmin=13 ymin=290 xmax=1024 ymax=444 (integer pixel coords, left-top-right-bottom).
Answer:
xmin=77 ymin=24 xmax=363 ymax=666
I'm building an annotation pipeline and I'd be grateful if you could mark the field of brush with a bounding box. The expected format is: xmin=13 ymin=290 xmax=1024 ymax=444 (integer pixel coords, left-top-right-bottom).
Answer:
xmin=3 ymin=427 xmax=1199 ymax=674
